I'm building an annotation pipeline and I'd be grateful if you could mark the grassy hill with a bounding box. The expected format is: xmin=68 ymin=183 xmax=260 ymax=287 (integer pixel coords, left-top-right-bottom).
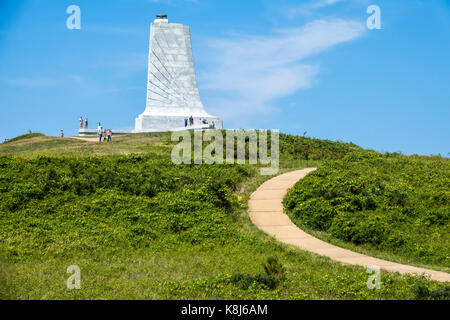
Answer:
xmin=0 ymin=132 xmax=448 ymax=299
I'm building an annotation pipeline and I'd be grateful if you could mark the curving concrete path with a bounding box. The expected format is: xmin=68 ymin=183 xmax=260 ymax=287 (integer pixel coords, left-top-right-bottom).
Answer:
xmin=249 ymin=168 xmax=450 ymax=283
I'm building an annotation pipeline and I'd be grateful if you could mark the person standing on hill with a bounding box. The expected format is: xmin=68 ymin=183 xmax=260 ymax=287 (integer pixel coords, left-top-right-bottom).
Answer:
xmin=60 ymin=130 xmax=64 ymax=138
xmin=107 ymin=129 xmax=112 ymax=142
xmin=85 ymin=117 xmax=88 ymax=128
xmin=79 ymin=117 xmax=83 ymax=128
xmin=97 ymin=123 xmax=103 ymax=142
xmin=184 ymin=117 xmax=188 ymax=127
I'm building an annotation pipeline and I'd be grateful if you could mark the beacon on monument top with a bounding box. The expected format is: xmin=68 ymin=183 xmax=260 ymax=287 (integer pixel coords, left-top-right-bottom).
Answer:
xmin=155 ymin=14 xmax=168 ymax=23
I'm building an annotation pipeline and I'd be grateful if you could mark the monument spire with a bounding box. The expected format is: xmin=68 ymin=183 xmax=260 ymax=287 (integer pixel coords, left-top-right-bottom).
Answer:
xmin=135 ymin=15 xmax=222 ymax=132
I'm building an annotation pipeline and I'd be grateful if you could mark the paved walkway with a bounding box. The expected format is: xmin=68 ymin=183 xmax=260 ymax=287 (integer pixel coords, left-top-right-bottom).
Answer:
xmin=249 ymin=168 xmax=450 ymax=282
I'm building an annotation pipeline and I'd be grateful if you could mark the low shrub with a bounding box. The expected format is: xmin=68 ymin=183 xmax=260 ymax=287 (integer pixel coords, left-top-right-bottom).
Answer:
xmin=412 ymin=283 xmax=450 ymax=300
xmin=230 ymin=272 xmax=278 ymax=290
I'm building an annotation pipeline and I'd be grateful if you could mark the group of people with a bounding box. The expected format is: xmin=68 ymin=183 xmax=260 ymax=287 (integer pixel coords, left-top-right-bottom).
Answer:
xmin=79 ymin=116 xmax=89 ymax=129
xmin=59 ymin=118 xmax=112 ymax=141
xmin=184 ymin=116 xmax=194 ymax=127
xmin=184 ymin=116 xmax=215 ymax=129
xmin=97 ymin=123 xmax=112 ymax=143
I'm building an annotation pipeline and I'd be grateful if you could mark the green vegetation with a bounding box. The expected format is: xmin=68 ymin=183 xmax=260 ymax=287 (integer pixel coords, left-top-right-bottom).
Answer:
xmin=412 ymin=283 xmax=450 ymax=300
xmin=2 ymin=132 xmax=45 ymax=144
xmin=279 ymin=134 xmax=363 ymax=161
xmin=0 ymin=133 xmax=172 ymax=157
xmin=0 ymin=132 xmax=448 ymax=299
xmin=284 ymin=151 xmax=450 ymax=271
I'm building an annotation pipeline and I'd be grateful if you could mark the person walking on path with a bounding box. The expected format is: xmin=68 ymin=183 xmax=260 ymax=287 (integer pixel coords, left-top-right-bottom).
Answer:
xmin=97 ymin=123 xmax=103 ymax=142
xmin=189 ymin=115 xmax=194 ymax=126
xmin=85 ymin=117 xmax=88 ymax=128
xmin=107 ymin=129 xmax=112 ymax=142
xmin=184 ymin=117 xmax=188 ymax=127
xmin=79 ymin=117 xmax=83 ymax=128
xmin=60 ymin=130 xmax=64 ymax=138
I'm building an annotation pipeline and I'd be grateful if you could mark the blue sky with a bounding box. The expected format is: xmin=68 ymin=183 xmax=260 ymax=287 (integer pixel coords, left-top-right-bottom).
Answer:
xmin=0 ymin=0 xmax=449 ymax=155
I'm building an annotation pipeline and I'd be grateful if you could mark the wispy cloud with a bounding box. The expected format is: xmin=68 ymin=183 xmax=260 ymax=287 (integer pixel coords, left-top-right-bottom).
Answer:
xmin=0 ymin=74 xmax=92 ymax=88
xmin=288 ymin=0 xmax=344 ymax=18
xmin=200 ymin=19 xmax=365 ymax=121
xmin=0 ymin=76 xmax=57 ymax=88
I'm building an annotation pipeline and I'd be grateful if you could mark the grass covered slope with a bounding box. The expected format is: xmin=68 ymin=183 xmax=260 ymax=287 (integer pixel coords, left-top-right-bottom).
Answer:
xmin=279 ymin=134 xmax=362 ymax=161
xmin=284 ymin=151 xmax=450 ymax=271
xmin=0 ymin=133 xmax=174 ymax=157
xmin=0 ymin=132 xmax=448 ymax=299
xmin=0 ymin=131 xmax=362 ymax=160
xmin=2 ymin=133 xmax=45 ymax=144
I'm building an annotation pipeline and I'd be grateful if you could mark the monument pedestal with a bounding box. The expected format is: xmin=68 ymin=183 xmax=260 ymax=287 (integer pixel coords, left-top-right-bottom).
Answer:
xmin=135 ymin=113 xmax=222 ymax=132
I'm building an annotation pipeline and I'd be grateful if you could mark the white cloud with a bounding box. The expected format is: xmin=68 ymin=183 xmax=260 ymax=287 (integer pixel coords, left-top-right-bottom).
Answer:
xmin=200 ymin=19 xmax=365 ymax=121
xmin=288 ymin=0 xmax=345 ymax=17
xmin=0 ymin=76 xmax=56 ymax=88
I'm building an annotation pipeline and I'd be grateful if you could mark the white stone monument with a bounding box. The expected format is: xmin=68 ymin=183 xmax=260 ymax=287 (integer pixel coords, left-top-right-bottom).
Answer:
xmin=134 ymin=14 xmax=222 ymax=132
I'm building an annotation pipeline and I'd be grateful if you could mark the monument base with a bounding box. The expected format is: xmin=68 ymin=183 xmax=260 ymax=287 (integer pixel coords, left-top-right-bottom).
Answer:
xmin=134 ymin=114 xmax=223 ymax=132
xmin=78 ymin=122 xmax=222 ymax=137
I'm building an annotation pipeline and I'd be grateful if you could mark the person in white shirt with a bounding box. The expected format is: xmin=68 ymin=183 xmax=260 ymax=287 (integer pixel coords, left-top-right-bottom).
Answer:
xmin=97 ymin=123 xmax=103 ymax=142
